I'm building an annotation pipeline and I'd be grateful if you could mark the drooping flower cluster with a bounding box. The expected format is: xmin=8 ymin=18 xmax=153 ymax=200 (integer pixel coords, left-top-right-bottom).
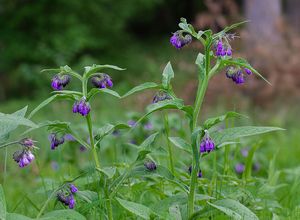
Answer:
xmin=51 ymin=74 xmax=71 ymax=90
xmin=13 ymin=138 xmax=36 ymax=168
xmin=72 ymin=98 xmax=91 ymax=116
xmin=49 ymin=133 xmax=65 ymax=150
xmin=214 ymin=39 xmax=232 ymax=57
xmin=57 ymin=184 xmax=78 ymax=209
xmin=199 ymin=131 xmax=215 ymax=154
xmin=226 ymin=66 xmax=252 ymax=84
xmin=91 ymin=73 xmax=113 ymax=89
xmin=152 ymin=91 xmax=172 ymax=103
xmin=170 ymin=31 xmax=192 ymax=49
xmin=144 ymin=161 xmax=157 ymax=171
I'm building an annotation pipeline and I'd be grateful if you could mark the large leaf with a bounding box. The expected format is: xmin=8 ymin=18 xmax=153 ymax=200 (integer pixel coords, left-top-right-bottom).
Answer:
xmin=162 ymin=62 xmax=174 ymax=89
xmin=0 ymin=185 xmax=6 ymax=220
xmin=41 ymin=210 xmax=86 ymax=220
xmin=195 ymin=53 xmax=205 ymax=79
xmin=122 ymin=82 xmax=159 ymax=98
xmin=28 ymin=94 xmax=76 ymax=119
xmin=42 ymin=65 xmax=83 ymax=81
xmin=168 ymin=137 xmax=191 ymax=153
xmin=116 ymin=198 xmax=153 ymax=220
xmin=211 ymin=126 xmax=284 ymax=147
xmin=0 ymin=106 xmax=36 ymax=141
xmin=96 ymin=166 xmax=117 ymax=179
xmin=136 ymin=132 xmax=159 ymax=161
xmin=76 ymin=190 xmax=98 ymax=203
xmin=83 ymin=64 xmax=125 ymax=80
xmin=208 ymin=199 xmax=258 ymax=220
xmin=6 ymin=213 xmax=32 ymax=220
xmin=87 ymin=88 xmax=121 ymax=100
xmin=204 ymin=111 xmax=246 ymax=129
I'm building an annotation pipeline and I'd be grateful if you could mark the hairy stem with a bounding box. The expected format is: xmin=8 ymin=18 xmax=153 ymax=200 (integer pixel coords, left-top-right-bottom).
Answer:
xmin=188 ymin=44 xmax=211 ymax=217
xmin=164 ymin=113 xmax=175 ymax=175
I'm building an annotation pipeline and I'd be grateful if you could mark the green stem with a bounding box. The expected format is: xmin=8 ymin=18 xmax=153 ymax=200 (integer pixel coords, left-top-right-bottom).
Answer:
xmin=104 ymin=178 xmax=114 ymax=220
xmin=187 ymin=44 xmax=211 ymax=218
xmin=0 ymin=140 xmax=20 ymax=149
xmin=86 ymin=114 xmax=101 ymax=169
xmin=164 ymin=113 xmax=175 ymax=175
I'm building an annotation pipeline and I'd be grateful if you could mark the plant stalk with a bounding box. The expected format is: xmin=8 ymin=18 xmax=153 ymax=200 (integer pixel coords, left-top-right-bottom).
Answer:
xmin=164 ymin=113 xmax=175 ymax=175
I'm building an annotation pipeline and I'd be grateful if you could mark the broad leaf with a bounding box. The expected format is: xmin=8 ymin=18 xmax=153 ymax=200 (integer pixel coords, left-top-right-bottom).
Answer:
xmin=76 ymin=190 xmax=98 ymax=203
xmin=195 ymin=53 xmax=205 ymax=79
xmin=6 ymin=213 xmax=32 ymax=220
xmin=96 ymin=167 xmax=116 ymax=179
xmin=87 ymin=88 xmax=121 ymax=100
xmin=122 ymin=82 xmax=159 ymax=98
xmin=41 ymin=210 xmax=86 ymax=220
xmin=116 ymin=198 xmax=153 ymax=220
xmin=0 ymin=185 xmax=6 ymax=220
xmin=94 ymin=123 xmax=130 ymax=145
xmin=211 ymin=126 xmax=284 ymax=147
xmin=168 ymin=137 xmax=191 ymax=153
xmin=204 ymin=111 xmax=246 ymax=129
xmin=162 ymin=62 xmax=174 ymax=89
xmin=208 ymin=199 xmax=258 ymax=220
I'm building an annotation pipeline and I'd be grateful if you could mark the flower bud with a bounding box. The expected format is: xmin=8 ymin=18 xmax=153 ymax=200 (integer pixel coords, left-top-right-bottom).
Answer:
xmin=91 ymin=73 xmax=113 ymax=89
xmin=49 ymin=133 xmax=65 ymax=150
xmin=51 ymin=74 xmax=71 ymax=90
xmin=199 ymin=131 xmax=215 ymax=154
xmin=144 ymin=161 xmax=157 ymax=171
xmin=152 ymin=91 xmax=172 ymax=103
xmin=72 ymin=98 xmax=90 ymax=116
xmin=170 ymin=31 xmax=192 ymax=49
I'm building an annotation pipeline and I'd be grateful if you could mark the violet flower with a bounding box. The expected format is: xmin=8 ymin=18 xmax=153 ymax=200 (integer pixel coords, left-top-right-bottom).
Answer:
xmin=91 ymin=73 xmax=113 ymax=89
xmin=51 ymin=74 xmax=71 ymax=90
xmin=170 ymin=31 xmax=192 ymax=49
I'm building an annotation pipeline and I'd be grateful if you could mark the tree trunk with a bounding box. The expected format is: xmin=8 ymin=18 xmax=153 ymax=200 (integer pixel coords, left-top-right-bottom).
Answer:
xmin=245 ymin=0 xmax=283 ymax=45
xmin=285 ymin=0 xmax=300 ymax=33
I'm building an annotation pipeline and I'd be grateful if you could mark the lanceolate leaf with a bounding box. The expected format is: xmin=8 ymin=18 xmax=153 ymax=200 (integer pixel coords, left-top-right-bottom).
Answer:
xmin=208 ymin=199 xmax=259 ymax=220
xmin=28 ymin=94 xmax=77 ymax=119
xmin=87 ymin=88 xmax=121 ymax=100
xmin=83 ymin=64 xmax=125 ymax=80
xmin=162 ymin=62 xmax=174 ymax=89
xmin=204 ymin=111 xmax=246 ymax=129
xmin=122 ymin=82 xmax=159 ymax=98
xmin=94 ymin=123 xmax=130 ymax=145
xmin=168 ymin=137 xmax=191 ymax=153
xmin=195 ymin=53 xmax=205 ymax=79
xmin=116 ymin=198 xmax=153 ymax=220
xmin=211 ymin=126 xmax=284 ymax=147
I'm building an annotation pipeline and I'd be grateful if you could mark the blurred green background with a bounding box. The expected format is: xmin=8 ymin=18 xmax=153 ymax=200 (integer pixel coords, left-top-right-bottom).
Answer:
xmin=1 ymin=0 xmax=300 ymax=217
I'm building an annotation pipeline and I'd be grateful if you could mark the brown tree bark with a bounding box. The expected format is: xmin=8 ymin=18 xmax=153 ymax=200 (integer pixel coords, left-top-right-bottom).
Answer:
xmin=286 ymin=0 xmax=300 ymax=33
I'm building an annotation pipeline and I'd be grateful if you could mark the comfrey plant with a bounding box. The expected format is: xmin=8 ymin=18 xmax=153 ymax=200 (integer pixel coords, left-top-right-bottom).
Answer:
xmin=0 ymin=18 xmax=284 ymax=219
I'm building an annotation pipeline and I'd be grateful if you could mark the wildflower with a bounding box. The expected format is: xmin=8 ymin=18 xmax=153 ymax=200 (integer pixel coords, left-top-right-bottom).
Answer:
xmin=91 ymin=73 xmax=113 ymax=89
xmin=143 ymin=122 xmax=153 ymax=131
xmin=49 ymin=133 xmax=64 ymax=150
xmin=170 ymin=31 xmax=192 ymax=49
xmin=214 ymin=39 xmax=232 ymax=57
xmin=79 ymin=145 xmax=87 ymax=152
xmin=226 ymin=66 xmax=253 ymax=85
xmin=199 ymin=131 xmax=215 ymax=154
xmin=144 ymin=161 xmax=157 ymax=171
xmin=72 ymin=98 xmax=90 ymax=116
xmin=127 ymin=120 xmax=136 ymax=127
xmin=69 ymin=184 xmax=78 ymax=193
xmin=51 ymin=74 xmax=71 ymax=90
xmin=152 ymin=91 xmax=172 ymax=103
xmin=241 ymin=147 xmax=249 ymax=157
xmin=13 ymin=138 xmax=36 ymax=168
xmin=244 ymin=68 xmax=252 ymax=75
xmin=235 ymin=163 xmax=245 ymax=174
xmin=20 ymin=138 xmax=35 ymax=147
xmin=64 ymin=134 xmax=76 ymax=142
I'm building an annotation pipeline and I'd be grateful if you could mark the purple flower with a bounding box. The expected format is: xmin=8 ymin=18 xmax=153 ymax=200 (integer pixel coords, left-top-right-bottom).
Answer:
xmin=13 ymin=150 xmax=35 ymax=168
xmin=215 ymin=39 xmax=232 ymax=57
xmin=49 ymin=133 xmax=64 ymax=150
xmin=68 ymin=195 xmax=75 ymax=209
xmin=152 ymin=91 xmax=172 ymax=103
xmin=51 ymin=74 xmax=71 ymax=90
xmin=64 ymin=134 xmax=76 ymax=141
xmin=199 ymin=132 xmax=215 ymax=154
xmin=143 ymin=122 xmax=153 ymax=131
xmin=226 ymin=67 xmax=248 ymax=85
xmin=170 ymin=31 xmax=192 ymax=49
xmin=127 ymin=120 xmax=136 ymax=127
xmin=69 ymin=184 xmax=78 ymax=193
xmin=235 ymin=163 xmax=245 ymax=174
xmin=244 ymin=68 xmax=252 ymax=75
xmin=20 ymin=138 xmax=35 ymax=147
xmin=241 ymin=147 xmax=249 ymax=157
xmin=144 ymin=161 xmax=157 ymax=171
xmin=73 ymin=98 xmax=90 ymax=116
xmin=91 ymin=73 xmax=113 ymax=89
xmin=79 ymin=145 xmax=87 ymax=152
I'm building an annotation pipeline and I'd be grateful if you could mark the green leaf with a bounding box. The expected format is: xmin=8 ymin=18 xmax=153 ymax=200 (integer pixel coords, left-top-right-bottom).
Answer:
xmin=83 ymin=64 xmax=125 ymax=80
xmin=122 ymin=82 xmax=159 ymax=98
xmin=96 ymin=167 xmax=116 ymax=179
xmin=28 ymin=94 xmax=77 ymax=119
xmin=168 ymin=137 xmax=191 ymax=153
xmin=51 ymin=90 xmax=83 ymax=98
xmin=116 ymin=198 xmax=153 ymax=220
xmin=136 ymin=132 xmax=159 ymax=161
xmin=223 ymin=58 xmax=271 ymax=85
xmin=140 ymin=132 xmax=159 ymax=148
xmin=204 ymin=111 xmax=246 ymax=129
xmin=94 ymin=123 xmax=130 ymax=145
xmin=243 ymin=143 xmax=260 ymax=181
xmin=195 ymin=53 xmax=205 ymax=79
xmin=87 ymin=88 xmax=121 ymax=101
xmin=162 ymin=62 xmax=174 ymax=89
xmin=211 ymin=126 xmax=284 ymax=147
xmin=42 ymin=65 xmax=83 ymax=81
xmin=197 ymin=31 xmax=204 ymax=39
xmin=76 ymin=190 xmax=98 ymax=203
xmin=0 ymin=107 xmax=37 ymax=141
xmin=6 ymin=213 xmax=32 ymax=220
xmin=41 ymin=210 xmax=86 ymax=220
xmin=222 ymin=20 xmax=249 ymax=34
xmin=0 ymin=185 xmax=6 ymax=220
xmin=208 ymin=199 xmax=258 ymax=220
